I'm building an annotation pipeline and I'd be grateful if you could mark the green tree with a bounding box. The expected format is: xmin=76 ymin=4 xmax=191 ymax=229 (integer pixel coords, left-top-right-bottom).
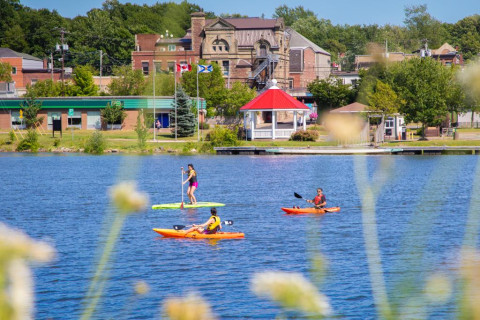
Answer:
xmin=404 ymin=5 xmax=448 ymax=50
xmin=71 ymin=65 xmax=98 ymax=96
xmin=367 ymin=80 xmax=399 ymax=115
xmin=307 ymin=77 xmax=355 ymax=116
xmin=26 ymin=79 xmax=62 ymax=97
xmin=390 ymin=57 xmax=453 ymax=139
xmin=134 ymin=109 xmax=153 ymax=149
xmin=0 ymin=61 xmax=12 ymax=82
xmin=181 ymin=62 xmax=227 ymax=115
xmin=101 ymin=101 xmax=127 ymax=129
xmin=20 ymin=96 xmax=45 ymax=128
xmin=108 ymin=65 xmax=146 ymax=96
xmin=143 ymin=72 xmax=174 ymax=96
xmin=218 ymin=82 xmax=257 ymax=117
xmin=170 ymin=86 xmax=195 ymax=137
xmin=273 ymin=5 xmax=316 ymax=26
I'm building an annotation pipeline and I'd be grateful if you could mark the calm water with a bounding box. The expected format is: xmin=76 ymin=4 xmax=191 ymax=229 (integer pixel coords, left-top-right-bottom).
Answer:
xmin=0 ymin=153 xmax=478 ymax=319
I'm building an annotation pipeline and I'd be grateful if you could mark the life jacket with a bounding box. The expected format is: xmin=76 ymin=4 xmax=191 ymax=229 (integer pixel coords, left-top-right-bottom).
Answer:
xmin=207 ymin=215 xmax=221 ymax=232
xmin=189 ymin=169 xmax=197 ymax=183
xmin=314 ymin=195 xmax=325 ymax=206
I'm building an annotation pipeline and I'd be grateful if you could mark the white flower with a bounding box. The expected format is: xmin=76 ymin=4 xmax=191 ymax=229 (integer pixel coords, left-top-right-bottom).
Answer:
xmin=109 ymin=181 xmax=149 ymax=214
xmin=163 ymin=292 xmax=216 ymax=320
xmin=424 ymin=272 xmax=452 ymax=304
xmin=251 ymin=271 xmax=332 ymax=316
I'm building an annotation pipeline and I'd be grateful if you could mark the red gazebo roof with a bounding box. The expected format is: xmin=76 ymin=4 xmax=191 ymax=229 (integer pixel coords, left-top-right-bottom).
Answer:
xmin=240 ymin=87 xmax=310 ymax=111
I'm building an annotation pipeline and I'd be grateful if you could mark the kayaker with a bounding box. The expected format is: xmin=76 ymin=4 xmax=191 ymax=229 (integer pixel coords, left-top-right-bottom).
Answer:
xmin=307 ymin=188 xmax=326 ymax=208
xmin=184 ymin=208 xmax=222 ymax=234
xmin=182 ymin=164 xmax=198 ymax=205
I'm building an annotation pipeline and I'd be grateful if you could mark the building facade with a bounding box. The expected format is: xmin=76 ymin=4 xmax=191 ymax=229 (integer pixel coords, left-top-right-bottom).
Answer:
xmin=132 ymin=13 xmax=332 ymax=92
xmin=0 ymin=48 xmax=62 ymax=97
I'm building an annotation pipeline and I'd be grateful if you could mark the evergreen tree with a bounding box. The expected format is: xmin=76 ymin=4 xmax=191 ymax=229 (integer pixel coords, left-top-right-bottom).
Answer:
xmin=170 ymin=86 xmax=195 ymax=137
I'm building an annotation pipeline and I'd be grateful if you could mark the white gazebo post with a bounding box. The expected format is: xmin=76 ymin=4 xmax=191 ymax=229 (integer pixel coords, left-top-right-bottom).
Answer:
xmin=272 ymin=111 xmax=276 ymax=139
xmin=250 ymin=111 xmax=255 ymax=140
xmin=303 ymin=111 xmax=307 ymax=130
xmin=293 ymin=111 xmax=297 ymax=131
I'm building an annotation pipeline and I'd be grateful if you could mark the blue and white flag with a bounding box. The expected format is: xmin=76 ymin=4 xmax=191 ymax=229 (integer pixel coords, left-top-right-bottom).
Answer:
xmin=197 ymin=65 xmax=213 ymax=73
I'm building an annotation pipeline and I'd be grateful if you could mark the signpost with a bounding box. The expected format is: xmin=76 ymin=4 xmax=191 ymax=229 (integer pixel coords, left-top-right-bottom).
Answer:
xmin=68 ymin=109 xmax=74 ymax=140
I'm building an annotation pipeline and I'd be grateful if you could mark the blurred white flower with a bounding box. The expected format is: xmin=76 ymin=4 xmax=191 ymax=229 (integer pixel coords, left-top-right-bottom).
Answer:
xmin=424 ymin=272 xmax=452 ymax=304
xmin=134 ymin=280 xmax=150 ymax=296
xmin=251 ymin=271 xmax=332 ymax=316
xmin=8 ymin=259 xmax=33 ymax=320
xmin=109 ymin=181 xmax=149 ymax=214
xmin=458 ymin=58 xmax=480 ymax=99
xmin=163 ymin=292 xmax=216 ymax=320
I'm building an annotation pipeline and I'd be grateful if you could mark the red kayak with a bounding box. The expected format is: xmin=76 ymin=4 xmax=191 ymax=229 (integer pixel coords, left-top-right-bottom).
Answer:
xmin=281 ymin=207 xmax=341 ymax=215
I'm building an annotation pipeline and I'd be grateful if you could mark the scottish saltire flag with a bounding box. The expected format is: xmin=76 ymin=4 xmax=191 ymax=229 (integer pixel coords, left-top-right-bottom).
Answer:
xmin=197 ymin=65 xmax=213 ymax=73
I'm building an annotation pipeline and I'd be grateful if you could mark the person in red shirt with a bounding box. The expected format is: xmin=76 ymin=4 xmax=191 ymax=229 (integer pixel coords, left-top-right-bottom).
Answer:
xmin=307 ymin=188 xmax=326 ymax=208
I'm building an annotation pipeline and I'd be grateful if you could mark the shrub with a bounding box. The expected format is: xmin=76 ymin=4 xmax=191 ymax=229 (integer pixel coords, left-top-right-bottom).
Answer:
xmin=290 ymin=130 xmax=319 ymax=141
xmin=9 ymin=130 xmax=15 ymax=143
xmin=84 ymin=131 xmax=107 ymax=154
xmin=199 ymin=122 xmax=210 ymax=130
xmin=205 ymin=126 xmax=240 ymax=147
xmin=53 ymin=138 xmax=61 ymax=147
xmin=182 ymin=142 xmax=198 ymax=153
xmin=16 ymin=129 xmax=40 ymax=152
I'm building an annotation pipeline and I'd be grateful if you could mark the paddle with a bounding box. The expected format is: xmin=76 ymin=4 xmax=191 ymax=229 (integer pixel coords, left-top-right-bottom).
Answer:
xmin=180 ymin=167 xmax=184 ymax=209
xmin=173 ymin=220 xmax=234 ymax=230
xmin=294 ymin=192 xmax=332 ymax=212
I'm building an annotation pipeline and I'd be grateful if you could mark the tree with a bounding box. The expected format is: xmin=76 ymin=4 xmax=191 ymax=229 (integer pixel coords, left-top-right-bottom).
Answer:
xmin=307 ymin=77 xmax=355 ymax=116
xmin=71 ymin=65 xmax=98 ymax=96
xmin=20 ymin=96 xmax=44 ymax=128
xmin=367 ymin=80 xmax=399 ymax=115
xmin=273 ymin=5 xmax=316 ymax=26
xmin=390 ymin=57 xmax=453 ymax=139
xmin=101 ymin=101 xmax=127 ymax=129
xmin=108 ymin=65 xmax=146 ymax=96
xmin=170 ymin=86 xmax=195 ymax=137
xmin=218 ymin=82 xmax=257 ymax=117
xmin=0 ymin=61 xmax=12 ymax=82
xmin=143 ymin=72 xmax=174 ymax=96
xmin=403 ymin=5 xmax=448 ymax=50
xmin=134 ymin=109 xmax=153 ymax=149
xmin=181 ymin=62 xmax=227 ymax=115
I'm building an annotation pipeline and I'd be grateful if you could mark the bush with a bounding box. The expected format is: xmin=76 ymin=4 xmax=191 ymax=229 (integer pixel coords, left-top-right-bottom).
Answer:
xmin=84 ymin=131 xmax=107 ymax=154
xmin=199 ymin=122 xmax=210 ymax=130
xmin=182 ymin=142 xmax=198 ymax=153
xmin=205 ymin=126 xmax=240 ymax=147
xmin=289 ymin=129 xmax=319 ymax=141
xmin=53 ymin=138 xmax=61 ymax=147
xmin=9 ymin=130 xmax=15 ymax=144
xmin=16 ymin=129 xmax=40 ymax=152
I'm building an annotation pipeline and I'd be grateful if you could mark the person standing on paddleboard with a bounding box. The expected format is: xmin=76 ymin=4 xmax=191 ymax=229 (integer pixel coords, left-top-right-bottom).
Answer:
xmin=307 ymin=188 xmax=326 ymax=209
xmin=183 ymin=208 xmax=221 ymax=235
xmin=182 ymin=164 xmax=198 ymax=205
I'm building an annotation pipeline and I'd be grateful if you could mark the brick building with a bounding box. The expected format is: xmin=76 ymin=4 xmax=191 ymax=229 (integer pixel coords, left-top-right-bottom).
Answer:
xmin=132 ymin=12 xmax=331 ymax=92
xmin=0 ymin=48 xmax=62 ymax=97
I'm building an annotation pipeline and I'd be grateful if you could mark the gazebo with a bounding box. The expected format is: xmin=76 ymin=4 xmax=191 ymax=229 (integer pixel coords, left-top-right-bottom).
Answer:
xmin=240 ymin=81 xmax=310 ymax=140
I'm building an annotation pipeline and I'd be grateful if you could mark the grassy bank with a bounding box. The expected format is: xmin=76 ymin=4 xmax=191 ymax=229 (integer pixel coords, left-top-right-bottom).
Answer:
xmin=1 ymin=127 xmax=480 ymax=154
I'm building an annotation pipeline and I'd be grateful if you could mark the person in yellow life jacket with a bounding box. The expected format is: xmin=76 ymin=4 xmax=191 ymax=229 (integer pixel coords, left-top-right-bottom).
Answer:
xmin=183 ymin=208 xmax=221 ymax=235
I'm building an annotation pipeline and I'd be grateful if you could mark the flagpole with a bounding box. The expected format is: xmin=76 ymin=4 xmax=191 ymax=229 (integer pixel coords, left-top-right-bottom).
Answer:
xmin=153 ymin=62 xmax=156 ymax=141
xmin=197 ymin=64 xmax=200 ymax=142
xmin=174 ymin=60 xmax=177 ymax=141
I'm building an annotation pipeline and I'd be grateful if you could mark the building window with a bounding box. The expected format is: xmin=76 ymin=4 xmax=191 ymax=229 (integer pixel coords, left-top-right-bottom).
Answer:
xmin=11 ymin=111 xmax=26 ymax=129
xmin=31 ymin=79 xmax=38 ymax=85
xmin=385 ymin=117 xmax=394 ymax=128
xmin=222 ymin=60 xmax=229 ymax=76
xmin=153 ymin=61 xmax=162 ymax=73
xmin=168 ymin=45 xmax=176 ymax=51
xmin=87 ymin=111 xmax=101 ymax=130
xmin=11 ymin=67 xmax=17 ymax=75
xmin=161 ymin=47 xmax=166 ymax=52
xmin=142 ymin=62 xmax=149 ymax=75
xmin=67 ymin=111 xmax=82 ymax=128
xmin=212 ymin=40 xmax=229 ymax=52
xmin=167 ymin=61 xmax=175 ymax=73
xmin=47 ymin=112 xmax=62 ymax=130
xmin=259 ymin=44 xmax=267 ymax=57
xmin=288 ymin=79 xmax=294 ymax=89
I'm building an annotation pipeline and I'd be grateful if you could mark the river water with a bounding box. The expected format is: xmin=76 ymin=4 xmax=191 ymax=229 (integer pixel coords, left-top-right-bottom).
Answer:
xmin=0 ymin=153 xmax=479 ymax=319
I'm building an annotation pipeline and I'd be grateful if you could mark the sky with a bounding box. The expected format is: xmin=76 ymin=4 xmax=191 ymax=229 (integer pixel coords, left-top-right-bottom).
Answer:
xmin=21 ymin=0 xmax=480 ymax=26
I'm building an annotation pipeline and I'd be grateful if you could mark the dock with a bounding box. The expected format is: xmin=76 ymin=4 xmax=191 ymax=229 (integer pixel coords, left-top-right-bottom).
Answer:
xmin=214 ymin=146 xmax=480 ymax=155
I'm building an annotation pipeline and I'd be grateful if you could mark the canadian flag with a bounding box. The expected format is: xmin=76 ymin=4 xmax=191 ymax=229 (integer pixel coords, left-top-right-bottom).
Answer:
xmin=176 ymin=63 xmax=192 ymax=73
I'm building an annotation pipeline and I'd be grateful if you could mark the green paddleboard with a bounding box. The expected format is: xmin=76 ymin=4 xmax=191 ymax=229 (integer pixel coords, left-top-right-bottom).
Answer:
xmin=152 ymin=202 xmax=225 ymax=210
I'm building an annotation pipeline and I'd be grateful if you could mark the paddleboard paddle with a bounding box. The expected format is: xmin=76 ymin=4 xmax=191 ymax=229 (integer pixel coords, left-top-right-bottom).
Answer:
xmin=181 ymin=167 xmax=184 ymax=209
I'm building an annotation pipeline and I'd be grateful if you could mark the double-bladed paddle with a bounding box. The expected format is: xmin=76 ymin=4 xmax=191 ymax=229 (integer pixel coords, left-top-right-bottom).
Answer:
xmin=173 ymin=220 xmax=234 ymax=230
xmin=294 ymin=192 xmax=332 ymax=212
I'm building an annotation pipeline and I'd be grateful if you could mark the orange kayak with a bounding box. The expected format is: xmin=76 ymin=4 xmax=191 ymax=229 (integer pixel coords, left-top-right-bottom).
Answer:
xmin=281 ymin=207 xmax=341 ymax=215
xmin=153 ymin=228 xmax=245 ymax=239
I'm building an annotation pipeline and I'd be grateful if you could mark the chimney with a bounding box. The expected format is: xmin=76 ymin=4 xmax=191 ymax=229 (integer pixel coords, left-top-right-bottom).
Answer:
xmin=191 ymin=12 xmax=205 ymax=56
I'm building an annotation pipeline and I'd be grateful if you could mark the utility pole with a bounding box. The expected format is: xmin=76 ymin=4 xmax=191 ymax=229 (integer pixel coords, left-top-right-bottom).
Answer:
xmin=50 ymin=52 xmax=54 ymax=81
xmin=55 ymin=28 xmax=69 ymax=96
xmin=99 ymin=50 xmax=103 ymax=93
